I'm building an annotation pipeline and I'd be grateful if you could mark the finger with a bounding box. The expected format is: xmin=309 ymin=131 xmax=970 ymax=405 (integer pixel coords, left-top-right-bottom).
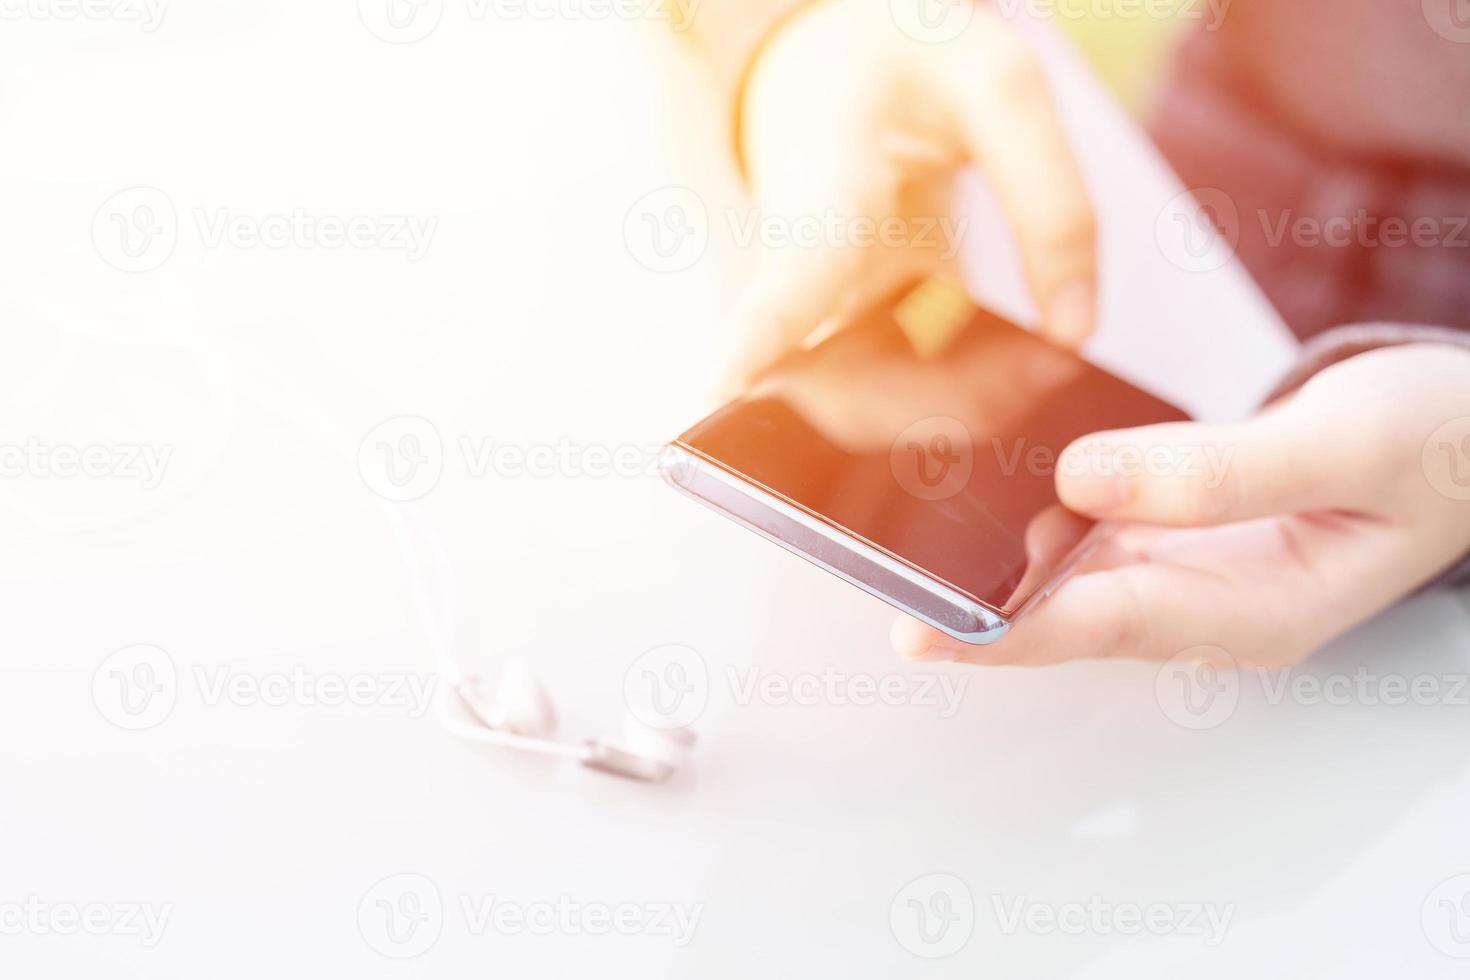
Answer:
xmin=729 ymin=30 xmax=894 ymax=394
xmin=719 ymin=239 xmax=868 ymax=395
xmin=1000 ymin=503 xmax=1094 ymax=606
xmin=897 ymin=561 xmax=1241 ymax=667
xmin=1054 ymin=402 xmax=1382 ymax=527
xmin=896 ymin=507 xmax=1416 ymax=667
xmin=918 ymin=10 xmax=1097 ymax=348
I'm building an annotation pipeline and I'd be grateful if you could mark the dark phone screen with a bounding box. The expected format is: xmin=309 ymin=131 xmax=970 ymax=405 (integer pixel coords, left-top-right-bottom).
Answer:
xmin=676 ymin=280 xmax=1190 ymax=615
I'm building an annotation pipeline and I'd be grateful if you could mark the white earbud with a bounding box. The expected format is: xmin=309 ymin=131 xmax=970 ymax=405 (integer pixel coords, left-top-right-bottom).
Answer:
xmin=457 ymin=661 xmax=557 ymax=737
xmin=621 ymin=716 xmax=697 ymax=768
xmin=449 ymin=664 xmax=692 ymax=783
xmin=185 ymin=345 xmax=693 ymax=788
xmin=579 ymin=717 xmax=697 ymax=781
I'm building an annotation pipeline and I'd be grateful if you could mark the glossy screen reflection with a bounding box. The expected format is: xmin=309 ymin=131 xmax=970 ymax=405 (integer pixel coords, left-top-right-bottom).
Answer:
xmin=678 ymin=283 xmax=1190 ymax=616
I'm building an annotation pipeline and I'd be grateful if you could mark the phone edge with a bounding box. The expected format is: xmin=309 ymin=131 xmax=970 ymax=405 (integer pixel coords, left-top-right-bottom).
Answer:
xmin=659 ymin=443 xmax=1011 ymax=646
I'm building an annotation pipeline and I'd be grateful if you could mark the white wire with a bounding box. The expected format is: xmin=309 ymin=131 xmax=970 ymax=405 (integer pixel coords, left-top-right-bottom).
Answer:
xmin=36 ymin=307 xmax=581 ymax=761
xmin=228 ymin=354 xmax=587 ymax=760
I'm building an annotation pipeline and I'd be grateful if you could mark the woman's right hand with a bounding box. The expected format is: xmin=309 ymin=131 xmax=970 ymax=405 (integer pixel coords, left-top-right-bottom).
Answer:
xmin=725 ymin=0 xmax=1098 ymax=390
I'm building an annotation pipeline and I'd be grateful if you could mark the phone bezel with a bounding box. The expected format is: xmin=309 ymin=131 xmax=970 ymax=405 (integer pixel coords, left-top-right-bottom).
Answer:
xmin=661 ymin=443 xmax=1015 ymax=645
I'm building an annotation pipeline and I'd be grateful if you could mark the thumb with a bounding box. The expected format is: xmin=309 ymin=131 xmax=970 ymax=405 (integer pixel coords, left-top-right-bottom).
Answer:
xmin=719 ymin=235 xmax=870 ymax=395
xmin=1054 ymin=402 xmax=1370 ymax=526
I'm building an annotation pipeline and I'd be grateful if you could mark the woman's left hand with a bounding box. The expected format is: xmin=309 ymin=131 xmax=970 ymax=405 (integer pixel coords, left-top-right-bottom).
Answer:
xmin=894 ymin=342 xmax=1470 ymax=668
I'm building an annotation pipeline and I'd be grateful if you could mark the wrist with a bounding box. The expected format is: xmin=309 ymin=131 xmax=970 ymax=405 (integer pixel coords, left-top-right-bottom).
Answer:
xmin=653 ymin=0 xmax=815 ymax=168
xmin=1266 ymin=323 xmax=1470 ymax=405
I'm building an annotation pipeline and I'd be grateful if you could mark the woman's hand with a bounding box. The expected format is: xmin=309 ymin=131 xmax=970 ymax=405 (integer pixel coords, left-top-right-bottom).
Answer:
xmin=725 ymin=0 xmax=1096 ymax=389
xmin=893 ymin=342 xmax=1470 ymax=667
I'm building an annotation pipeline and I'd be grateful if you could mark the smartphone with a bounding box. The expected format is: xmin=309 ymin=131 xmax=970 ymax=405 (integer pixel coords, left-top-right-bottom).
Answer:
xmin=661 ymin=278 xmax=1189 ymax=644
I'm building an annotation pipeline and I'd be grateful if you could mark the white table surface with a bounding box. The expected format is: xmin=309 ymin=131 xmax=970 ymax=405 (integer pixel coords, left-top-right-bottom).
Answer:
xmin=2 ymin=5 xmax=1469 ymax=978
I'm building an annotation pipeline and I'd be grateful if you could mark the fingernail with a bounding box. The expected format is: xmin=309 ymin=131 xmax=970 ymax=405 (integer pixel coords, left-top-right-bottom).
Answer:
xmin=1059 ymin=446 xmax=1132 ymax=513
xmin=1047 ymin=282 xmax=1095 ymax=348
xmin=1068 ymin=474 xmax=1131 ymax=513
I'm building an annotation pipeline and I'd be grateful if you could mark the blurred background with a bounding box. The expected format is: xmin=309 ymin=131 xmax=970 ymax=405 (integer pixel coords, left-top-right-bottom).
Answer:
xmin=1 ymin=2 xmax=1468 ymax=978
